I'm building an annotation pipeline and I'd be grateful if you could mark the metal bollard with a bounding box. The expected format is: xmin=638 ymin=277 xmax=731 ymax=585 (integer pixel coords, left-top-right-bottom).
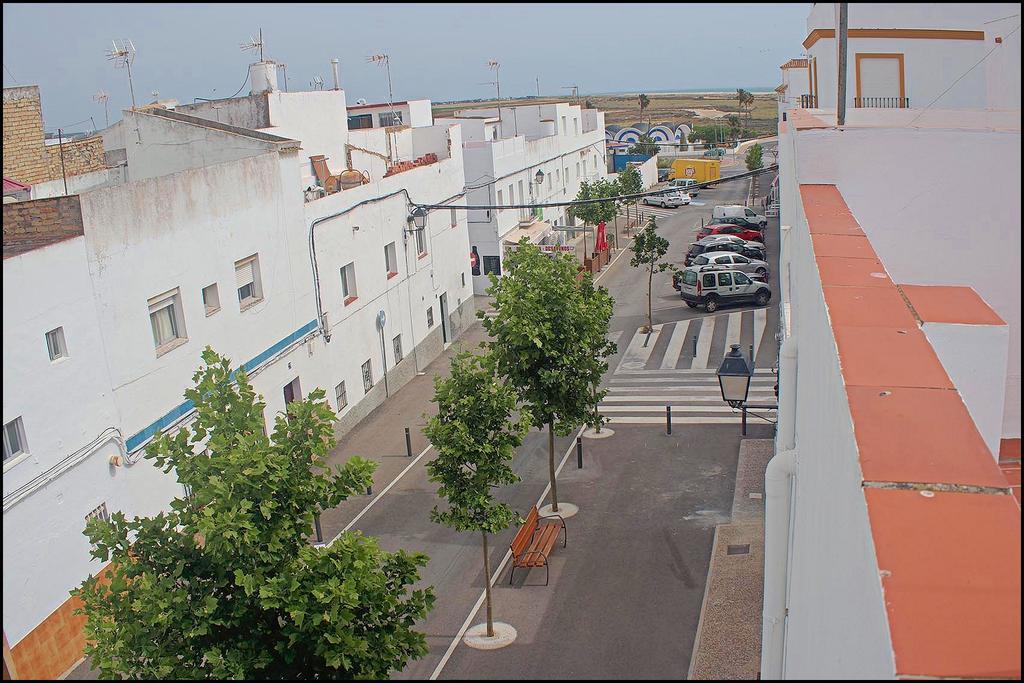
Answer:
xmin=366 ymin=483 xmax=373 ymax=496
xmin=666 ymin=405 xmax=672 ymax=434
xmin=692 ymin=335 xmax=698 ymax=356
xmin=576 ymin=437 xmax=583 ymax=469
xmin=405 ymin=427 xmax=413 ymax=458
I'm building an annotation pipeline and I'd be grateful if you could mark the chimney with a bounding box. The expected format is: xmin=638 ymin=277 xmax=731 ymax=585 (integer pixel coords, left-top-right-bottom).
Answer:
xmin=249 ymin=61 xmax=278 ymax=95
xmin=331 ymin=58 xmax=341 ymax=91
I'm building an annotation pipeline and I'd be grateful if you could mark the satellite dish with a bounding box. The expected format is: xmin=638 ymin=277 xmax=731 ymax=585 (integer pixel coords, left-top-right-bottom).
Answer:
xmin=355 ymin=98 xmax=367 ymax=105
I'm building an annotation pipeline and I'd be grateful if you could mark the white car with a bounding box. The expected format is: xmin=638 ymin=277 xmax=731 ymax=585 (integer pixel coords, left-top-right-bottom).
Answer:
xmin=644 ymin=192 xmax=691 ymax=208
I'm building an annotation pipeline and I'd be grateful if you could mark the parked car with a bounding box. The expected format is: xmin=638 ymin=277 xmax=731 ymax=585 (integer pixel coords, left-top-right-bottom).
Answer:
xmin=683 ymin=237 xmax=765 ymax=266
xmin=678 ymin=265 xmax=773 ymax=312
xmin=697 ymin=223 xmax=764 ymax=242
xmin=713 ymin=215 xmax=765 ymax=231
xmin=657 ymin=167 xmax=672 ymax=182
xmin=712 ymin=204 xmax=768 ymax=228
xmin=703 ymin=147 xmax=726 ymax=158
xmin=643 ymin=191 xmax=691 ymax=208
xmin=668 ymin=178 xmax=700 ymax=196
xmin=691 ymin=251 xmax=770 ymax=278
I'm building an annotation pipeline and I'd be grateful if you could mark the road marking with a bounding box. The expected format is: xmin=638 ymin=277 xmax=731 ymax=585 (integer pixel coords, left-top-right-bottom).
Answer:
xmin=611 ymin=369 xmax=775 ymax=377
xmin=754 ymin=308 xmax=768 ymax=361
xmin=661 ymin=320 xmax=692 ymax=370
xmin=693 ymin=315 xmax=717 ymax=369
xmin=724 ymin=312 xmax=742 ymax=354
xmin=430 ymin=426 xmax=586 ymax=680
xmin=605 ymin=416 xmax=772 ymax=425
xmin=599 ymin=405 xmax=777 ymax=413
xmin=602 ymin=392 xmax=777 ymax=401
xmin=616 ymin=325 xmax=663 ymax=372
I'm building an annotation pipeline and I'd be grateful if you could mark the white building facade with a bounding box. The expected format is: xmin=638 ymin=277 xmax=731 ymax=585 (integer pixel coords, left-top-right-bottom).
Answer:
xmin=2 ymin=69 xmax=473 ymax=679
xmin=437 ymin=103 xmax=607 ymax=294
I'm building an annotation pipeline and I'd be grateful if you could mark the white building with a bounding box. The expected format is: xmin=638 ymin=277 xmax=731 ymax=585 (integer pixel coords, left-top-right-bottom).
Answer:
xmin=766 ymin=4 xmax=1020 ymax=679
xmin=775 ymin=58 xmax=810 ymax=118
xmin=437 ymin=102 xmax=607 ymax=294
xmin=2 ymin=64 xmax=474 ymax=679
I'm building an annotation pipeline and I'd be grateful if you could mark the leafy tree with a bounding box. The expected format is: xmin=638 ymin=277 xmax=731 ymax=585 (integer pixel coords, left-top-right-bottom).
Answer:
xmin=574 ymin=179 xmax=619 ymax=255
xmin=482 ymin=242 xmax=615 ymax=513
xmin=73 ymin=348 xmax=434 ymax=680
xmin=726 ymin=115 xmax=741 ymax=141
xmin=689 ymin=124 xmax=722 ymax=146
xmin=627 ymin=133 xmax=659 ymax=157
xmin=617 ymin=164 xmax=643 ymax=230
xmin=578 ymin=271 xmax=617 ymax=434
xmin=638 ymin=93 xmax=650 ymax=120
xmin=745 ymin=142 xmax=764 ymax=171
xmin=630 ymin=215 xmax=673 ymax=332
xmin=424 ymin=352 xmax=530 ymax=638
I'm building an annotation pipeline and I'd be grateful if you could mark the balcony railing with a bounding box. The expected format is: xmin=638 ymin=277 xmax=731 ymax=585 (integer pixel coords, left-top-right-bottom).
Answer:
xmin=853 ymin=97 xmax=910 ymax=109
xmin=799 ymin=94 xmax=818 ymax=108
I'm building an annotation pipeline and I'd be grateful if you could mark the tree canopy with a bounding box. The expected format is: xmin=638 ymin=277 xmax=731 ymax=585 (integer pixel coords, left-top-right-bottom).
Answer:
xmin=74 ymin=348 xmax=434 ymax=680
xmin=630 ymin=215 xmax=673 ymax=332
xmin=745 ymin=143 xmax=764 ymax=171
xmin=627 ymin=133 xmax=659 ymax=157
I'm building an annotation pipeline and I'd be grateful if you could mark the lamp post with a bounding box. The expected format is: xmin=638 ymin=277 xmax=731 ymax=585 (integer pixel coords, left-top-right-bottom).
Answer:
xmin=718 ymin=343 xmax=753 ymax=434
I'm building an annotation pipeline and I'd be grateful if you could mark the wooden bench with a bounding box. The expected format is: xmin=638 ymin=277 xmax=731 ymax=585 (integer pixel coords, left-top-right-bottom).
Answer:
xmin=508 ymin=506 xmax=566 ymax=585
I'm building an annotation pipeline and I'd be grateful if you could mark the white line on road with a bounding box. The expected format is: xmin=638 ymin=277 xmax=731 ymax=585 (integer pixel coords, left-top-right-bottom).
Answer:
xmin=606 ymin=416 xmax=768 ymax=424
xmin=754 ymin=308 xmax=768 ymax=361
xmin=430 ymin=426 xmax=586 ymax=680
xmin=693 ymin=315 xmax=717 ymax=369
xmin=661 ymin=320 xmax=692 ymax=370
xmin=602 ymin=392 xmax=778 ymax=401
xmin=724 ymin=312 xmax=742 ymax=354
xmin=600 ymin=405 xmax=777 ymax=413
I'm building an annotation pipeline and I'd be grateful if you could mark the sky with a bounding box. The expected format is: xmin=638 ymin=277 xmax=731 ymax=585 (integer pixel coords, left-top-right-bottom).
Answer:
xmin=3 ymin=3 xmax=810 ymax=133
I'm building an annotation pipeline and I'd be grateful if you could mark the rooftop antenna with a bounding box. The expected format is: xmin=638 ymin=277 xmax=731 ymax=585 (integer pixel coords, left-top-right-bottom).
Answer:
xmin=310 ymin=75 xmax=325 ymax=91
xmin=487 ymin=59 xmax=502 ymax=134
xmin=93 ymin=89 xmax=110 ymax=127
xmin=240 ymin=28 xmax=265 ymax=62
xmin=106 ymin=39 xmax=137 ymax=111
xmin=366 ymin=53 xmax=396 ymax=116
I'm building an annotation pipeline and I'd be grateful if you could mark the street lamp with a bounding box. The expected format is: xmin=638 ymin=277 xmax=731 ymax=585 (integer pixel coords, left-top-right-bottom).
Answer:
xmin=717 ymin=344 xmax=752 ymax=409
xmin=409 ymin=206 xmax=428 ymax=230
xmin=534 ymin=169 xmax=545 ymax=186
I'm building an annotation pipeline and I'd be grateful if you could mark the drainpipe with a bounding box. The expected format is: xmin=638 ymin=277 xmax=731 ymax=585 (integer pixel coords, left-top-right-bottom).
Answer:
xmin=761 ymin=335 xmax=798 ymax=679
xmin=837 ymin=2 xmax=849 ymax=125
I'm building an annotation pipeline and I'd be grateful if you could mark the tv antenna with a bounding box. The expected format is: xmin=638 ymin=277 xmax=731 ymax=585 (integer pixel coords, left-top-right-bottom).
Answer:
xmin=310 ymin=75 xmax=325 ymax=91
xmin=93 ymin=89 xmax=110 ymax=127
xmin=106 ymin=39 xmax=137 ymax=111
xmin=366 ymin=53 xmax=396 ymax=115
xmin=240 ymin=28 xmax=265 ymax=62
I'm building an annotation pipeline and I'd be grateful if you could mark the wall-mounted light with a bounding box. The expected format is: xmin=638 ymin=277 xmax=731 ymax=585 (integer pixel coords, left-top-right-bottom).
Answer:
xmin=535 ymin=169 xmax=545 ymax=185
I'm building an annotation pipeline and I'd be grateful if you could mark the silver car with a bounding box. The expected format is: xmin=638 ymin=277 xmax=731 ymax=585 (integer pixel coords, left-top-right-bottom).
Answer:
xmin=691 ymin=250 xmax=770 ymax=278
xmin=643 ymin=191 xmax=691 ymax=208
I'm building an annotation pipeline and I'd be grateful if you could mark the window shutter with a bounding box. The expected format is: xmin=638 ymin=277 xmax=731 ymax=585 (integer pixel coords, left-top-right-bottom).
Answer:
xmin=236 ymin=261 xmax=255 ymax=289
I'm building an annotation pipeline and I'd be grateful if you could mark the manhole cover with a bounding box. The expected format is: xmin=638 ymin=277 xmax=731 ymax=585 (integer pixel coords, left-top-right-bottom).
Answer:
xmin=727 ymin=544 xmax=751 ymax=555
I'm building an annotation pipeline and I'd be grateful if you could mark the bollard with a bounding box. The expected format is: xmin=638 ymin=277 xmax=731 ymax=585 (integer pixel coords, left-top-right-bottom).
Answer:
xmin=692 ymin=335 xmax=698 ymax=356
xmin=576 ymin=436 xmax=583 ymax=469
xmin=742 ymin=406 xmax=747 ymax=436
xmin=366 ymin=483 xmax=373 ymax=496
xmin=405 ymin=427 xmax=413 ymax=458
xmin=666 ymin=405 xmax=673 ymax=435
xmin=314 ymin=514 xmax=323 ymax=544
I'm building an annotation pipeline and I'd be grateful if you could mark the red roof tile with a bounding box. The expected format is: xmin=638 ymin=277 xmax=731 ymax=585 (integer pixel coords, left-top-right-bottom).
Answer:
xmin=834 ymin=326 xmax=954 ymax=390
xmin=816 ymin=255 xmax=892 ymax=288
xmin=900 ymin=284 xmax=1007 ymax=326
xmin=810 ymin=233 xmax=878 ymax=260
xmin=801 ymin=185 xmax=864 ymax=235
xmin=865 ymin=489 xmax=1021 ymax=679
xmin=823 ymin=286 xmax=918 ymax=328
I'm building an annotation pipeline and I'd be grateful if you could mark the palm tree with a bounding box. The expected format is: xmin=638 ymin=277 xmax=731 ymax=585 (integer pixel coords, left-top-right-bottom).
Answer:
xmin=735 ymin=89 xmax=755 ymax=122
xmin=726 ymin=114 xmax=741 ymax=142
xmin=638 ymin=93 xmax=650 ymax=124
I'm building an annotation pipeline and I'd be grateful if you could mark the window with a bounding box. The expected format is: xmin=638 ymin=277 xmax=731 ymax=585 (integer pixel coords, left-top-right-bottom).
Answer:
xmin=497 ymin=189 xmax=504 ymax=209
xmin=393 ymin=334 xmax=403 ymax=363
xmin=235 ymin=255 xmax=263 ymax=309
xmin=734 ymin=272 xmax=753 ymax=285
xmin=507 ymin=184 xmax=514 ymax=205
xmin=482 ymin=256 xmax=501 ymax=276
xmin=202 ymin=283 xmax=221 ymax=316
xmin=561 ymin=116 xmax=567 ymax=135
xmin=734 ymin=255 xmax=750 ymax=264
xmin=575 ymin=162 xmax=580 ymax=178
xmin=384 ymin=242 xmax=398 ymax=278
xmin=517 ymin=180 xmax=524 ymax=208
xmin=361 ymin=359 xmax=374 ymax=393
xmin=702 ymin=274 xmax=717 ymax=289
xmin=717 ymin=272 xmax=733 ymax=287
xmin=149 ymin=288 xmax=186 ymax=353
xmin=85 ymin=502 xmax=110 ymax=525
xmin=45 ymin=327 xmax=68 ymax=361
xmin=341 ymin=262 xmax=357 ymax=304
xmin=450 ymin=208 xmax=457 ymax=227
xmin=745 ymin=208 xmax=757 ymax=217
xmin=574 ymin=118 xmax=579 ymax=136
xmin=547 ymin=172 xmax=552 ymax=191
xmin=3 ymin=417 xmax=27 ymax=462
xmin=426 ymin=306 xmax=434 ymax=328
xmin=415 ymin=225 xmax=428 ymax=256
xmin=583 ymin=159 xmax=588 ymax=176
xmin=379 ymin=110 xmax=403 ymax=127
xmin=335 ymin=381 xmax=348 ymax=410
xmin=347 ymin=113 xmax=373 ymax=129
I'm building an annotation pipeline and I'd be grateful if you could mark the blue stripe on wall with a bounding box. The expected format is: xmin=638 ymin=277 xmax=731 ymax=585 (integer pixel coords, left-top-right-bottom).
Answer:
xmin=125 ymin=320 xmax=319 ymax=452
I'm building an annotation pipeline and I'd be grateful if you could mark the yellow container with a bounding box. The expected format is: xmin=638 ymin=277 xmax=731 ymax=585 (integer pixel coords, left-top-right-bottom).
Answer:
xmin=670 ymin=159 xmax=721 ymax=183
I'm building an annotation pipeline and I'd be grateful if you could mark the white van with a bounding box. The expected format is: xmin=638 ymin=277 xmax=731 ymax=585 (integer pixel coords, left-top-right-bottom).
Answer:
xmin=712 ymin=204 xmax=767 ymax=228
xmin=668 ymin=178 xmax=700 ymax=196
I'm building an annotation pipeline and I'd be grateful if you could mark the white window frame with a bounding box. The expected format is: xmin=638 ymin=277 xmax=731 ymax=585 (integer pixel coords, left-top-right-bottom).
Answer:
xmin=361 ymin=359 xmax=374 ymax=393
xmin=3 ymin=417 xmax=28 ymax=466
xmin=202 ymin=283 xmax=221 ymax=316
xmin=148 ymin=288 xmax=187 ymax=355
xmin=384 ymin=241 xmax=399 ymax=278
xmin=235 ymin=254 xmax=263 ymax=311
xmin=341 ymin=262 xmax=358 ymax=303
xmin=45 ymin=326 xmax=68 ymax=362
xmin=415 ymin=226 xmax=428 ymax=257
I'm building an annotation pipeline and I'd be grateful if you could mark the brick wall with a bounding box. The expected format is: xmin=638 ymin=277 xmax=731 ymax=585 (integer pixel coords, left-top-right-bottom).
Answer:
xmin=3 ymin=85 xmax=105 ymax=186
xmin=2 ymin=195 xmax=85 ymax=258
xmin=2 ymin=86 xmax=49 ymax=185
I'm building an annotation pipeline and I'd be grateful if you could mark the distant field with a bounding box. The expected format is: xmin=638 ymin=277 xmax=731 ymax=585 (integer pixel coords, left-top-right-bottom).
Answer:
xmin=432 ymin=91 xmax=778 ymax=133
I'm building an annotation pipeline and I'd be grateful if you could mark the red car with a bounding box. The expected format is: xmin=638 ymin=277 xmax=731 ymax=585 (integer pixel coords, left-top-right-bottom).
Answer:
xmin=696 ymin=223 xmax=764 ymax=242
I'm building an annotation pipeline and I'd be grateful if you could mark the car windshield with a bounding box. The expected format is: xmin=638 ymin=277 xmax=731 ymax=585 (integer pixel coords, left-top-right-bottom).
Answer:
xmin=682 ymin=270 xmax=698 ymax=285
xmin=693 ymin=256 xmax=710 ymax=265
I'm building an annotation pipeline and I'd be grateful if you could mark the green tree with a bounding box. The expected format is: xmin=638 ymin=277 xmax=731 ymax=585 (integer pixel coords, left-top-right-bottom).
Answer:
xmin=482 ymin=242 xmax=615 ymax=512
xmin=627 ymin=133 xmax=659 ymax=157
xmin=689 ymin=124 xmax=721 ymax=146
xmin=630 ymin=215 xmax=673 ymax=332
xmin=745 ymin=142 xmax=764 ymax=171
xmin=726 ymin=114 xmax=741 ymax=141
xmin=616 ymin=164 xmax=643 ymax=231
xmin=73 ymin=348 xmax=434 ymax=680
xmin=638 ymin=93 xmax=650 ymax=121
xmin=424 ymin=352 xmax=530 ymax=638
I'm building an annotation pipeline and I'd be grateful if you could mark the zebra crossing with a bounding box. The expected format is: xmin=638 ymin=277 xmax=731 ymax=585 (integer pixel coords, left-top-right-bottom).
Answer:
xmin=603 ymin=309 xmax=777 ymax=426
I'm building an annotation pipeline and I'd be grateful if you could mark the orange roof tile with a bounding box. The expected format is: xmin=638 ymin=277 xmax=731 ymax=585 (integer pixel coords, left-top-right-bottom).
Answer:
xmin=810 ymin=233 xmax=878 ymax=260
xmin=780 ymin=58 xmax=809 ymax=69
xmin=775 ymin=83 xmax=787 ymax=94
xmin=849 ymin=386 xmax=1009 ymax=487
xmin=900 ymin=284 xmax=1007 ymax=326
xmin=817 ymin=255 xmax=892 ymax=288
xmin=823 ymin=286 xmax=918 ymax=328
xmin=834 ymin=326 xmax=954 ymax=389
xmin=801 ymin=185 xmax=864 ymax=235
xmin=788 ymin=108 xmax=830 ymax=130
xmin=1001 ymin=438 xmax=1021 ymax=464
xmin=865 ymin=489 xmax=1021 ymax=679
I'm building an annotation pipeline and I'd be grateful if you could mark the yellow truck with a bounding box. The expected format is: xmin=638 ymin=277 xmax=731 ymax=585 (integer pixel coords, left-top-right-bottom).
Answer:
xmin=670 ymin=159 xmax=721 ymax=183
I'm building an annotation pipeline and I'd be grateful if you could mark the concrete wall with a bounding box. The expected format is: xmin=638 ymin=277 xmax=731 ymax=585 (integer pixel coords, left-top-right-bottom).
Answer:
xmin=779 ymin=189 xmax=897 ymax=679
xmin=791 ymin=123 xmax=1021 ymax=438
xmin=175 ymin=93 xmax=271 ymax=129
xmin=263 ymin=90 xmax=349 ymax=190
